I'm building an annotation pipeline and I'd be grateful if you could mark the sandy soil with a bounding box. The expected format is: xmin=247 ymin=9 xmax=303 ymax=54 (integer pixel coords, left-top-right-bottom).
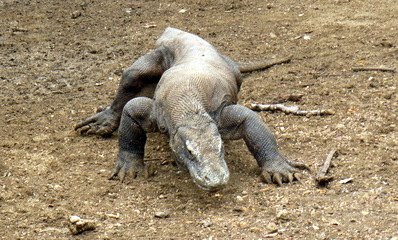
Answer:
xmin=1 ymin=0 xmax=397 ymax=239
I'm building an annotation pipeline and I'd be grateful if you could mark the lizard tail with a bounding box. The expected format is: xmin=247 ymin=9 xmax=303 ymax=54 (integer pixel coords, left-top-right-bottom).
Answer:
xmin=238 ymin=56 xmax=291 ymax=73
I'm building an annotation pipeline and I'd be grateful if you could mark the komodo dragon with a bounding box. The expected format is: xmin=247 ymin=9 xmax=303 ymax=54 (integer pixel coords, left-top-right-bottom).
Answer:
xmin=75 ymin=27 xmax=309 ymax=191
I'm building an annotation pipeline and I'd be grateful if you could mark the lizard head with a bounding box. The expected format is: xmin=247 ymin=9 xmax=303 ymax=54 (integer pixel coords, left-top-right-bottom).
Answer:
xmin=170 ymin=122 xmax=229 ymax=191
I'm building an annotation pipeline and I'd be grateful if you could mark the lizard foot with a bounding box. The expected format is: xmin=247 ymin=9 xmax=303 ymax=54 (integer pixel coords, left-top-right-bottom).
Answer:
xmin=74 ymin=107 xmax=119 ymax=136
xmin=109 ymin=151 xmax=155 ymax=183
xmin=260 ymin=155 xmax=311 ymax=186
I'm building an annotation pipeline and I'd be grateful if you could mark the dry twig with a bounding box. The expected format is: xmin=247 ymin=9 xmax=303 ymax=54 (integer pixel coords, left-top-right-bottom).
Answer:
xmin=352 ymin=66 xmax=395 ymax=72
xmin=316 ymin=149 xmax=338 ymax=187
xmin=248 ymin=103 xmax=335 ymax=117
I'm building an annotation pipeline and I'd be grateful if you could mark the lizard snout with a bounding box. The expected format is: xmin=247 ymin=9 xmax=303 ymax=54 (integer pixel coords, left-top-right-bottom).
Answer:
xmin=190 ymin=162 xmax=230 ymax=191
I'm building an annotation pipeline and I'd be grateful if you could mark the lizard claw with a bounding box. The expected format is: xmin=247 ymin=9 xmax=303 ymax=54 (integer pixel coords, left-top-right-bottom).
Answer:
xmin=260 ymin=155 xmax=310 ymax=186
xmin=293 ymin=173 xmax=302 ymax=183
xmin=287 ymin=173 xmax=294 ymax=183
xmin=109 ymin=165 xmax=155 ymax=182
xmin=75 ymin=107 xmax=119 ymax=136
xmin=261 ymin=169 xmax=304 ymax=185
xmin=272 ymin=173 xmax=283 ymax=186
xmin=108 ymin=151 xmax=155 ymax=183
xmin=260 ymin=171 xmax=273 ymax=184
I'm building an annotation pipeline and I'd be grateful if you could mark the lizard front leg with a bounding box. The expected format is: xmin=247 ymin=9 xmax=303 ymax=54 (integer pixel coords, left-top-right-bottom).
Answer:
xmin=218 ymin=105 xmax=310 ymax=185
xmin=109 ymin=97 xmax=158 ymax=182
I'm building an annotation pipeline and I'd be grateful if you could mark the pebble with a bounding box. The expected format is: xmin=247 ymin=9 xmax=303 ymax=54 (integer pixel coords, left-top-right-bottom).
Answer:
xmin=266 ymin=222 xmax=278 ymax=233
xmin=233 ymin=206 xmax=248 ymax=212
xmin=32 ymin=134 xmax=50 ymax=142
xmin=71 ymin=11 xmax=82 ymax=19
xmin=236 ymin=195 xmax=244 ymax=202
xmin=336 ymin=123 xmax=345 ymax=129
xmin=68 ymin=215 xmax=96 ymax=235
xmin=329 ymin=220 xmax=340 ymax=225
xmin=250 ymin=227 xmax=261 ymax=233
xmin=105 ymin=213 xmax=120 ymax=219
xmin=200 ymin=220 xmax=213 ymax=228
xmin=276 ymin=209 xmax=292 ymax=221
xmin=69 ymin=215 xmax=81 ymax=224
xmin=270 ymin=32 xmax=277 ymax=38
xmin=339 ymin=177 xmax=354 ymax=184
xmin=238 ymin=222 xmax=249 ymax=228
xmin=154 ymin=211 xmax=170 ymax=218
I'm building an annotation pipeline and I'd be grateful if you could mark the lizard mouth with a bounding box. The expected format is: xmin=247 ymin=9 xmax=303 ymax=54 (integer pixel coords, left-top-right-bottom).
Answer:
xmin=189 ymin=166 xmax=230 ymax=192
xmin=192 ymin=178 xmax=227 ymax=192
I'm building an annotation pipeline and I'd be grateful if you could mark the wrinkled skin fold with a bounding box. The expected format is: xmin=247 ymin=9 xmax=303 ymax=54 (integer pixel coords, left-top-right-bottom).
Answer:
xmin=75 ymin=28 xmax=310 ymax=190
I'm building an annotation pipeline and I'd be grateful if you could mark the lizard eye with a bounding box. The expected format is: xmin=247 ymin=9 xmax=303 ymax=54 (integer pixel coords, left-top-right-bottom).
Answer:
xmin=185 ymin=142 xmax=195 ymax=159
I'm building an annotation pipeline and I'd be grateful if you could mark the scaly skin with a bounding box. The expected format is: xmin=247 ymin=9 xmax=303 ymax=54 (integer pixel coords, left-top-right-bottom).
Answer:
xmin=75 ymin=28 xmax=309 ymax=190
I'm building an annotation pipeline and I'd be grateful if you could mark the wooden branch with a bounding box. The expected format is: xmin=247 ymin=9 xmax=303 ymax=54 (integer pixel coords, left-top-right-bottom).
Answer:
xmin=247 ymin=103 xmax=335 ymax=117
xmin=352 ymin=66 xmax=395 ymax=72
xmin=316 ymin=149 xmax=338 ymax=187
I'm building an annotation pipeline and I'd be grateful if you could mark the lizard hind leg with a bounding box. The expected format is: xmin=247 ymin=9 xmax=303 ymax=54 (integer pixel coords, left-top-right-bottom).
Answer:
xmin=75 ymin=46 xmax=171 ymax=136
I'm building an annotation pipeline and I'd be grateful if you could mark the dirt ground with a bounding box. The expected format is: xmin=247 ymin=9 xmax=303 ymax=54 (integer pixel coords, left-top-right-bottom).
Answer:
xmin=1 ymin=0 xmax=397 ymax=239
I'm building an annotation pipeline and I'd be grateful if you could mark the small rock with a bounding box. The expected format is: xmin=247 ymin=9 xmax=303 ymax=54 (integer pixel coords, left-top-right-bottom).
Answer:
xmin=270 ymin=32 xmax=277 ymax=38
xmin=361 ymin=211 xmax=369 ymax=215
xmin=369 ymin=82 xmax=378 ymax=88
xmin=233 ymin=206 xmax=248 ymax=212
xmin=377 ymin=40 xmax=395 ymax=48
xmin=52 ymin=184 xmax=62 ymax=191
xmin=154 ymin=211 xmax=170 ymax=218
xmin=178 ymin=9 xmax=187 ymax=13
xmin=339 ymin=177 xmax=354 ymax=184
xmin=71 ymin=11 xmax=82 ymax=19
xmin=335 ymin=123 xmax=345 ymax=129
xmin=276 ymin=209 xmax=292 ymax=221
xmin=236 ymin=195 xmax=244 ymax=202
xmin=238 ymin=222 xmax=249 ymax=228
xmin=105 ymin=213 xmax=120 ymax=219
xmin=69 ymin=215 xmax=81 ymax=224
xmin=384 ymin=92 xmax=394 ymax=99
xmin=250 ymin=227 xmax=261 ymax=233
xmin=342 ymin=83 xmax=355 ymax=89
xmin=12 ymin=27 xmax=29 ymax=33
xmin=329 ymin=220 xmax=340 ymax=225
xmin=264 ymin=232 xmax=279 ymax=237
xmin=200 ymin=220 xmax=213 ymax=228
xmin=68 ymin=216 xmax=96 ymax=235
xmin=32 ymin=134 xmax=50 ymax=142
xmin=266 ymin=222 xmax=278 ymax=233
xmin=143 ymin=24 xmax=157 ymax=29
